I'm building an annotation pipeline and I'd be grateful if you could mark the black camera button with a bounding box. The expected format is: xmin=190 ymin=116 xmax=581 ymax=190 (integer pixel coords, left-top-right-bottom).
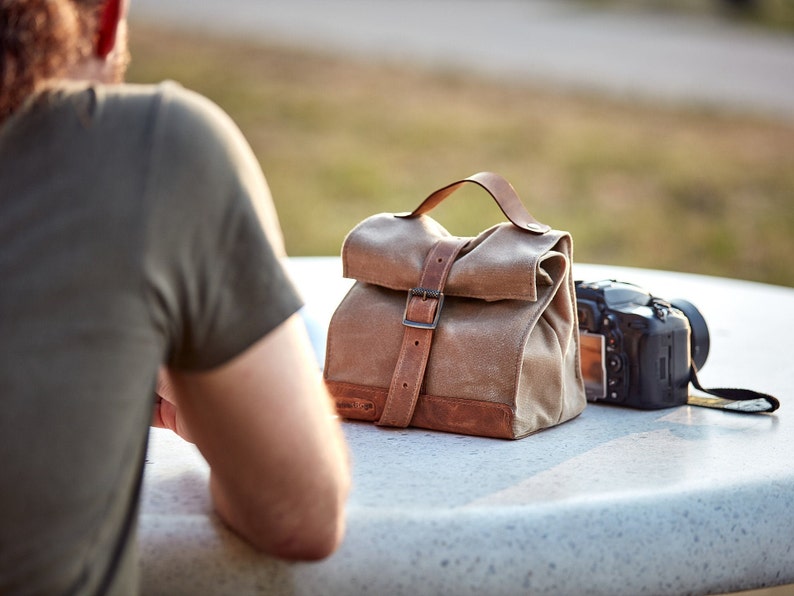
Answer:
xmin=607 ymin=355 xmax=623 ymax=373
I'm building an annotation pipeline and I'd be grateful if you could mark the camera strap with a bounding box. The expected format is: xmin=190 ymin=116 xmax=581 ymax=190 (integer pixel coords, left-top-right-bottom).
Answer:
xmin=687 ymin=366 xmax=780 ymax=413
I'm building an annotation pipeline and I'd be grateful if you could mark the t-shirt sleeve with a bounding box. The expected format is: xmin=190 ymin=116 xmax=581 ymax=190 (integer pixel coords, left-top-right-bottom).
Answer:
xmin=142 ymin=83 xmax=303 ymax=370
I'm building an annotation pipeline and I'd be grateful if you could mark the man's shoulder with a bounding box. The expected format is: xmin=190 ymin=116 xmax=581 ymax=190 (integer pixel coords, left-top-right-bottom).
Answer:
xmin=105 ymin=81 xmax=244 ymax=160
xmin=102 ymin=81 xmax=224 ymax=125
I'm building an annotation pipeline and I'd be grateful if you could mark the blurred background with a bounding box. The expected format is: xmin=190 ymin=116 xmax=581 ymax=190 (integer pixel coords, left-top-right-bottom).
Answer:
xmin=128 ymin=0 xmax=794 ymax=287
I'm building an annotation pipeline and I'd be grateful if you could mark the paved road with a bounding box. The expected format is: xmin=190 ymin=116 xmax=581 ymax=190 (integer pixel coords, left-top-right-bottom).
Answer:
xmin=131 ymin=0 xmax=794 ymax=120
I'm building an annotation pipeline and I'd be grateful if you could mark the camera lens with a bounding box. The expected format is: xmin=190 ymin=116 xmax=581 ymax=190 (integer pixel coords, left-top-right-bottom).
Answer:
xmin=670 ymin=298 xmax=710 ymax=371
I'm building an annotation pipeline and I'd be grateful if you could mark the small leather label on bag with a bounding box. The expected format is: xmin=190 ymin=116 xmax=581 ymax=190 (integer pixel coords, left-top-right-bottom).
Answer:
xmin=335 ymin=397 xmax=377 ymax=420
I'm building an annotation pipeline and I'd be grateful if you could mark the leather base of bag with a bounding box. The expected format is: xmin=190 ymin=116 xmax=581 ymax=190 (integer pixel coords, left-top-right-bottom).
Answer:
xmin=324 ymin=173 xmax=586 ymax=440
xmin=328 ymin=380 xmax=516 ymax=439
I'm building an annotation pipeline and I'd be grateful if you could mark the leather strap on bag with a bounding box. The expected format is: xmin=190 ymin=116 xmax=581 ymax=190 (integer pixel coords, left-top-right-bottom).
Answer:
xmin=400 ymin=171 xmax=551 ymax=234
xmin=377 ymin=237 xmax=469 ymax=428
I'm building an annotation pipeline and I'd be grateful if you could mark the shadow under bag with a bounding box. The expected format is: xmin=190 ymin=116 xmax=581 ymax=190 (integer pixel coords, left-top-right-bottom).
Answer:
xmin=324 ymin=172 xmax=586 ymax=439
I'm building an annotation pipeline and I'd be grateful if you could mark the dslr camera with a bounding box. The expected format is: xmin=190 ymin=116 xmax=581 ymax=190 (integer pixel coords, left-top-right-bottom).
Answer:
xmin=575 ymin=280 xmax=710 ymax=409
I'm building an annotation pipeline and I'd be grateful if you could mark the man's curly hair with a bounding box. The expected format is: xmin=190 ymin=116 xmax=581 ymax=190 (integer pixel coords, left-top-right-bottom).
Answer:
xmin=0 ymin=0 xmax=104 ymax=123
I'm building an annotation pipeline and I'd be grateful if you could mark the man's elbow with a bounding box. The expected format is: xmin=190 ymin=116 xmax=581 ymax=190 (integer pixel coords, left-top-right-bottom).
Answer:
xmin=246 ymin=475 xmax=349 ymax=561
xmin=263 ymin=514 xmax=347 ymax=561
xmin=211 ymin=472 xmax=349 ymax=561
xmin=238 ymin=495 xmax=347 ymax=561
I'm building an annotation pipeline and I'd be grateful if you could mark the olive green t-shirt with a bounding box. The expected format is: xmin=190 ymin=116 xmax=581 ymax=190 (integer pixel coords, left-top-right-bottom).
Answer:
xmin=0 ymin=82 xmax=302 ymax=595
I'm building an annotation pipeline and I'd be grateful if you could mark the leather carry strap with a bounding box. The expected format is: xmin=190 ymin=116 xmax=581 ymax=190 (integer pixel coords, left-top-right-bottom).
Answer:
xmin=377 ymin=237 xmax=469 ymax=428
xmin=399 ymin=171 xmax=551 ymax=234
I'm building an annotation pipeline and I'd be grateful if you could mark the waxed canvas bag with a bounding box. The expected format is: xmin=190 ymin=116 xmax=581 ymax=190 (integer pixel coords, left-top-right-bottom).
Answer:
xmin=323 ymin=172 xmax=586 ymax=439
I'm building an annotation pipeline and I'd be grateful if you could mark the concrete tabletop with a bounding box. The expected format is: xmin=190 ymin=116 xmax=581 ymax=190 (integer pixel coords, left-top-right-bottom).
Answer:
xmin=139 ymin=258 xmax=793 ymax=595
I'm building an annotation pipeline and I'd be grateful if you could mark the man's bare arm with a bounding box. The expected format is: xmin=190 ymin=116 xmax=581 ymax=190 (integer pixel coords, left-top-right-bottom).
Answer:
xmin=158 ymin=314 xmax=350 ymax=560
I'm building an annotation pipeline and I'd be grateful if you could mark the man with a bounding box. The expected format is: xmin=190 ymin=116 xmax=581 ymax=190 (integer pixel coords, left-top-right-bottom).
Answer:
xmin=0 ymin=1 xmax=350 ymax=594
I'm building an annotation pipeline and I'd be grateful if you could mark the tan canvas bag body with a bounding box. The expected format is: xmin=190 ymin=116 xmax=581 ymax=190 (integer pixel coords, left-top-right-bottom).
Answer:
xmin=324 ymin=172 xmax=586 ymax=439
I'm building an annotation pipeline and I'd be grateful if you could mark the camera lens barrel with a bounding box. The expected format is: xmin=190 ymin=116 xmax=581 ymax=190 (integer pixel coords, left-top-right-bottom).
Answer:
xmin=670 ymin=298 xmax=710 ymax=371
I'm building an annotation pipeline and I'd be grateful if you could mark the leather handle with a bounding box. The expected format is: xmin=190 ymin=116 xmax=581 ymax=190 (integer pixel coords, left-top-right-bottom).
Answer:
xmin=399 ymin=172 xmax=551 ymax=234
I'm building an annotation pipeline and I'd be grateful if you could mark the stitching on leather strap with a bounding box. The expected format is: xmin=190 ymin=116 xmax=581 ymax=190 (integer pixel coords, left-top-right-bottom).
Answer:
xmin=377 ymin=237 xmax=468 ymax=428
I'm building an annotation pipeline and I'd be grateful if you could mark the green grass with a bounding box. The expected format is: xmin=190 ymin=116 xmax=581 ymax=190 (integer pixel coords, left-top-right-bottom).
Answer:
xmin=576 ymin=0 xmax=794 ymax=32
xmin=127 ymin=22 xmax=794 ymax=287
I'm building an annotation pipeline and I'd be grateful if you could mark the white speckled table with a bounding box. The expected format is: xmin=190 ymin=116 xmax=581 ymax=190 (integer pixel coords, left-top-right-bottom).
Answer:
xmin=139 ymin=258 xmax=794 ymax=596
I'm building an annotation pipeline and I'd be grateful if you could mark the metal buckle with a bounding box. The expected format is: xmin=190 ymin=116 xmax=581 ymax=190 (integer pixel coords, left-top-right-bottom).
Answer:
xmin=402 ymin=288 xmax=445 ymax=329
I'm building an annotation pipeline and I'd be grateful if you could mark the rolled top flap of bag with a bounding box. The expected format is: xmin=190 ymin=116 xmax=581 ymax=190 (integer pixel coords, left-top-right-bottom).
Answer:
xmin=342 ymin=212 xmax=572 ymax=302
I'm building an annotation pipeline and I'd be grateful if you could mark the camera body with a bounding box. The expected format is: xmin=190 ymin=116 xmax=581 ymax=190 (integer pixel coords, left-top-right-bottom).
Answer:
xmin=575 ymin=280 xmax=709 ymax=409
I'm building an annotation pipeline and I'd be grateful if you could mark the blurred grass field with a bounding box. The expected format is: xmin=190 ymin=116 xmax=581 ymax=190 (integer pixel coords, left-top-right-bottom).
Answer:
xmin=128 ymin=22 xmax=794 ymax=287
xmin=578 ymin=0 xmax=794 ymax=32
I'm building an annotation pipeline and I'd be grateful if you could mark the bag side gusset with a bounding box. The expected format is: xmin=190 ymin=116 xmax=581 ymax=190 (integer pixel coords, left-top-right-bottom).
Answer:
xmin=511 ymin=234 xmax=586 ymax=438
